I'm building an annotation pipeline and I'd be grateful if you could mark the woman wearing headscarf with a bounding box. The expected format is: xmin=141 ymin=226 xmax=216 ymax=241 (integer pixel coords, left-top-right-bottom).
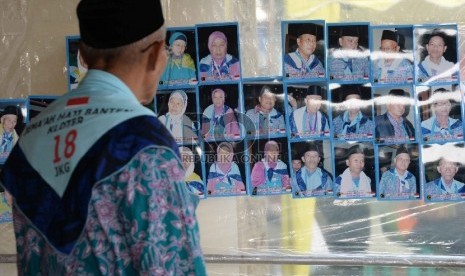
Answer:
xmin=179 ymin=146 xmax=205 ymax=196
xmin=158 ymin=90 xmax=197 ymax=143
xmin=160 ymin=32 xmax=197 ymax=84
xmin=201 ymin=88 xmax=240 ymax=139
xmin=207 ymin=142 xmax=245 ymax=196
xmin=199 ymin=31 xmax=240 ymax=80
xmin=251 ymin=140 xmax=291 ymax=195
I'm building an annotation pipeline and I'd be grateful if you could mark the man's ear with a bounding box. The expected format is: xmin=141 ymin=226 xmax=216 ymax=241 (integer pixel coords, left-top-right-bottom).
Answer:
xmin=78 ymin=43 xmax=89 ymax=67
xmin=148 ymin=40 xmax=166 ymax=72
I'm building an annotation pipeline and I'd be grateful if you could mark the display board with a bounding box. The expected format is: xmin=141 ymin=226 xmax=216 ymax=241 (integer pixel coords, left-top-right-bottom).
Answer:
xmin=59 ymin=21 xmax=465 ymax=202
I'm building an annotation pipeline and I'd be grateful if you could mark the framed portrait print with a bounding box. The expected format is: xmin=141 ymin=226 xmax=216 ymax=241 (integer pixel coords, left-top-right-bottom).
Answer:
xmin=282 ymin=20 xmax=326 ymax=81
xmin=196 ymin=23 xmax=241 ymax=83
xmin=413 ymin=24 xmax=458 ymax=84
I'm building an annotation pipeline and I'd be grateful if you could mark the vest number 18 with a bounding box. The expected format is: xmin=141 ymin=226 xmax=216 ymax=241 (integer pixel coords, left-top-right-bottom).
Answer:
xmin=53 ymin=129 xmax=77 ymax=163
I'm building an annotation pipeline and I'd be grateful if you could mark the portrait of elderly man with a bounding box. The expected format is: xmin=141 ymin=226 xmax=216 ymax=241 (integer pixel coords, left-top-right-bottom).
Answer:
xmin=284 ymin=22 xmax=325 ymax=79
xmin=373 ymin=29 xmax=414 ymax=84
xmin=0 ymin=0 xmax=206 ymax=274
xmin=334 ymin=144 xmax=373 ymax=198
xmin=416 ymin=28 xmax=457 ymax=83
xmin=425 ymin=157 xmax=465 ymax=200
xmin=328 ymin=25 xmax=369 ymax=82
xmin=294 ymin=142 xmax=332 ymax=197
xmin=332 ymin=85 xmax=373 ymax=140
xmin=0 ymin=105 xmax=20 ymax=162
xmin=375 ymin=88 xmax=415 ymax=143
xmin=245 ymin=85 xmax=285 ymax=136
xmin=421 ymin=87 xmax=463 ymax=142
xmin=289 ymin=84 xmax=329 ymax=138
xmin=378 ymin=145 xmax=418 ymax=200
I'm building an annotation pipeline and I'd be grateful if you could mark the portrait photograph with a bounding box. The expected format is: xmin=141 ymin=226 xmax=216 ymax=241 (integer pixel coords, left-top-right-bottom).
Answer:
xmin=414 ymin=25 xmax=458 ymax=84
xmin=282 ymin=20 xmax=326 ymax=80
xmin=0 ymin=100 xmax=26 ymax=165
xmin=204 ymin=141 xmax=247 ymax=197
xmin=289 ymin=139 xmax=333 ymax=198
xmin=371 ymin=25 xmax=414 ymax=85
xmin=422 ymin=142 xmax=465 ymax=202
xmin=373 ymin=85 xmax=417 ymax=144
xmin=286 ymin=82 xmax=330 ymax=140
xmin=196 ymin=23 xmax=241 ymax=82
xmin=333 ymin=141 xmax=376 ymax=199
xmin=156 ymin=88 xmax=199 ymax=145
xmin=330 ymin=84 xmax=374 ymax=141
xmin=159 ymin=27 xmax=198 ymax=88
xmin=327 ymin=23 xmax=370 ymax=83
xmin=417 ymin=84 xmax=463 ymax=143
xmin=179 ymin=144 xmax=205 ymax=198
xmin=243 ymin=81 xmax=286 ymax=138
xmin=247 ymin=137 xmax=291 ymax=196
xmin=66 ymin=35 xmax=86 ymax=92
xmin=377 ymin=143 xmax=420 ymax=200
xmin=199 ymin=83 xmax=242 ymax=142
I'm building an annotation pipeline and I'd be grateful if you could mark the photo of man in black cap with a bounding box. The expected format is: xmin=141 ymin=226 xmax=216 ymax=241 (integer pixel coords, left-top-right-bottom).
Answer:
xmin=283 ymin=21 xmax=325 ymax=79
xmin=331 ymin=84 xmax=374 ymax=140
xmin=372 ymin=28 xmax=414 ymax=84
xmin=293 ymin=141 xmax=333 ymax=197
xmin=378 ymin=144 xmax=419 ymax=200
xmin=1 ymin=0 xmax=206 ymax=274
xmin=328 ymin=24 xmax=370 ymax=82
xmin=0 ymin=105 xmax=20 ymax=162
xmin=289 ymin=84 xmax=329 ymax=138
xmin=334 ymin=142 xmax=375 ymax=198
xmin=375 ymin=88 xmax=416 ymax=143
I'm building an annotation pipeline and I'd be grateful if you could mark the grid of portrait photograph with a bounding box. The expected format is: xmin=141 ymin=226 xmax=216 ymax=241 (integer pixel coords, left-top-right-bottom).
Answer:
xmin=14 ymin=21 xmax=463 ymax=202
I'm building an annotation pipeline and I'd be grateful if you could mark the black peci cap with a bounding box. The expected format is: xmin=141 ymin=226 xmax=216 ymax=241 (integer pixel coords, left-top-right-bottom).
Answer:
xmin=77 ymin=0 xmax=165 ymax=49
xmin=381 ymin=30 xmax=398 ymax=43
xmin=388 ymin=89 xmax=409 ymax=97
xmin=340 ymin=26 xmax=360 ymax=37
xmin=346 ymin=144 xmax=364 ymax=158
xmin=341 ymin=84 xmax=361 ymax=97
xmin=2 ymin=105 xmax=19 ymax=117
xmin=306 ymin=85 xmax=323 ymax=97
xmin=293 ymin=23 xmax=320 ymax=39
xmin=302 ymin=142 xmax=321 ymax=157
xmin=395 ymin=146 xmax=409 ymax=157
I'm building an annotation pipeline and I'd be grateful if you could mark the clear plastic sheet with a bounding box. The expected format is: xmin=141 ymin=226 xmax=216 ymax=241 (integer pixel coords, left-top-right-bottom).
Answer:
xmin=2 ymin=0 xmax=465 ymax=275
